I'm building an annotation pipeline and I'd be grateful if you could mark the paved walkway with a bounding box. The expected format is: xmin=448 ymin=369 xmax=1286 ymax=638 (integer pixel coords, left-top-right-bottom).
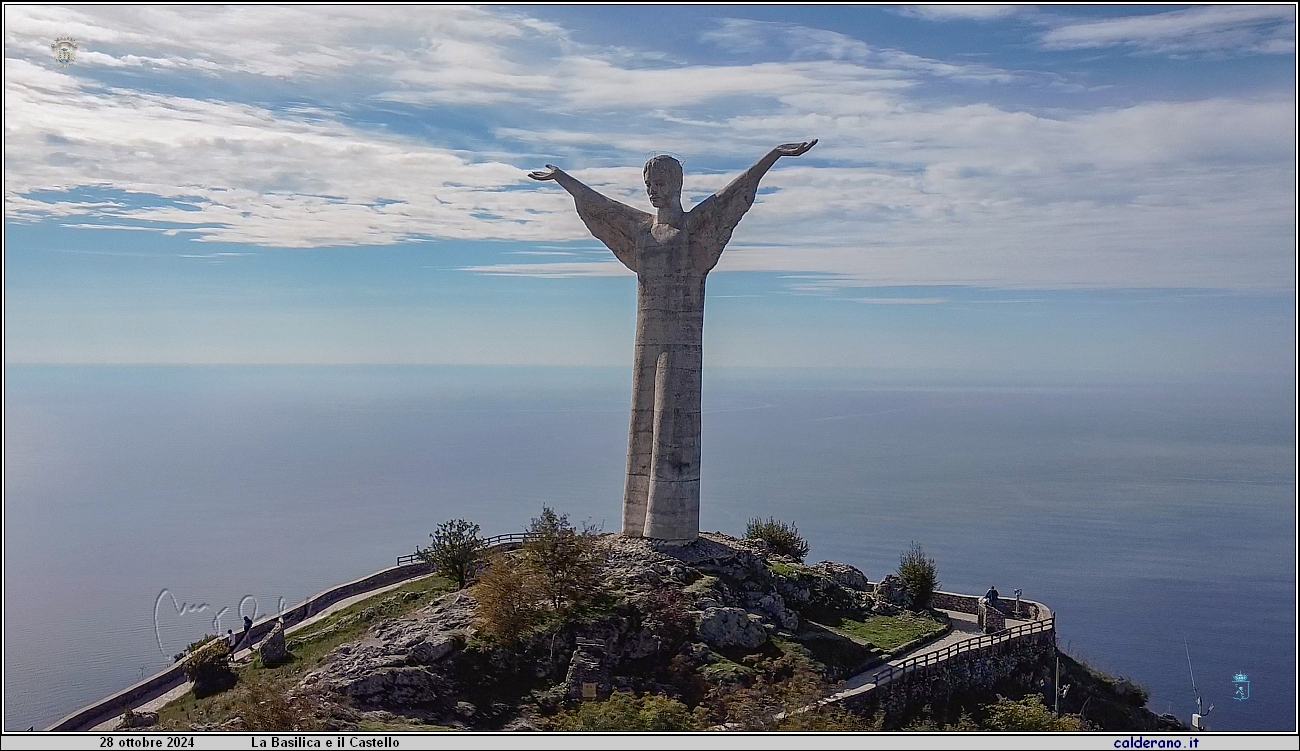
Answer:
xmin=89 ymin=577 xmax=434 ymax=731
xmin=831 ymin=610 xmax=1030 ymax=701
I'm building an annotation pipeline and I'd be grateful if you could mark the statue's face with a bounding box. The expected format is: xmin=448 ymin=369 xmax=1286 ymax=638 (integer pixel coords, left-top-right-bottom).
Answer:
xmin=644 ymin=170 xmax=680 ymax=209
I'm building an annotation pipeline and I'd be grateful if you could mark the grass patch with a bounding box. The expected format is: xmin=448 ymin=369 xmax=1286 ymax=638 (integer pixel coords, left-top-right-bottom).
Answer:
xmin=700 ymin=657 xmax=755 ymax=684
xmin=768 ymin=561 xmax=812 ymax=579
xmin=156 ymin=573 xmax=455 ymax=731
xmin=785 ymin=622 xmax=878 ymax=675
xmin=355 ymin=719 xmax=458 ymax=732
xmin=819 ymin=612 xmax=946 ymax=652
xmin=683 ymin=575 xmax=719 ymax=595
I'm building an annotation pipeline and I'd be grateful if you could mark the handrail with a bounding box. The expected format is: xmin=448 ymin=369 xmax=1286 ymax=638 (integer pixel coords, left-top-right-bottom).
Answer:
xmin=868 ymin=616 xmax=1055 ymax=688
xmin=397 ymin=532 xmax=536 ymax=566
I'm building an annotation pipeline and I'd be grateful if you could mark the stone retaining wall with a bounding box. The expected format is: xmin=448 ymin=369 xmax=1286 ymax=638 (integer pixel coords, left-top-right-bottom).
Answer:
xmin=844 ymin=629 xmax=1057 ymax=721
xmin=928 ymin=590 xmax=1042 ymax=620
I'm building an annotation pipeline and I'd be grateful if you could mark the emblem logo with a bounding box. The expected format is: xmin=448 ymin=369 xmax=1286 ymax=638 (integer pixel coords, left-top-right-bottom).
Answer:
xmin=51 ymin=37 xmax=77 ymax=67
xmin=1231 ymin=672 xmax=1249 ymax=701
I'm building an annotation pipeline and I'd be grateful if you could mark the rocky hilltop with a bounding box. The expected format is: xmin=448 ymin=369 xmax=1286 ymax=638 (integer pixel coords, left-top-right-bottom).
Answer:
xmin=297 ymin=532 xmax=891 ymax=729
xmin=158 ymin=531 xmax=1178 ymax=732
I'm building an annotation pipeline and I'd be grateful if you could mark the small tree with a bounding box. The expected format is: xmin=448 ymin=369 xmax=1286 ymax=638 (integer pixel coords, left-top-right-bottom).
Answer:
xmin=548 ymin=691 xmax=704 ymax=731
xmin=417 ymin=518 xmax=484 ymax=589
xmin=473 ymin=553 xmax=545 ymax=644
xmin=745 ymin=517 xmax=810 ymax=562
xmin=521 ymin=507 xmax=605 ymax=613
xmin=982 ymin=695 xmax=1083 ymax=731
xmin=180 ymin=635 xmax=236 ymax=697
xmin=897 ymin=541 xmax=939 ymax=610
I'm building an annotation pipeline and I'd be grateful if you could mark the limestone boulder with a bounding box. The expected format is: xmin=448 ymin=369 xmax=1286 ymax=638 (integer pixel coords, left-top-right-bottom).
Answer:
xmin=745 ymin=592 xmax=799 ymax=631
xmin=340 ymin=666 xmax=449 ymax=705
xmin=257 ymin=619 xmax=288 ymax=665
xmin=874 ymin=574 xmax=913 ymax=610
xmin=115 ymin=710 xmax=158 ymax=729
xmin=697 ymin=607 xmax=767 ymax=650
xmin=299 ymin=590 xmax=471 ymax=706
xmin=812 ymin=561 xmax=870 ymax=591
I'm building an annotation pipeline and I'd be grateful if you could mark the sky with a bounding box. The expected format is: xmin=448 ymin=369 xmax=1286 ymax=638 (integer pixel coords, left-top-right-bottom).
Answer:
xmin=3 ymin=4 xmax=1296 ymax=375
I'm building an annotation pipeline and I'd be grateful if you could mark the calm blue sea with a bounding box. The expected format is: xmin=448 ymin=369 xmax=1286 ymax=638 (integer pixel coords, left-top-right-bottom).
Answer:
xmin=3 ymin=366 xmax=1295 ymax=731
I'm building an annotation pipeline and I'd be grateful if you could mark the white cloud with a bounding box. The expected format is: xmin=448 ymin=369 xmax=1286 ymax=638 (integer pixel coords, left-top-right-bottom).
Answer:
xmin=700 ymin=18 xmax=1015 ymax=82
xmin=462 ymin=260 xmax=633 ymax=278
xmin=2 ymin=5 xmax=1295 ymax=289
xmin=1040 ymin=5 xmax=1297 ymax=54
xmin=895 ymin=6 xmax=1025 ymax=22
xmin=856 ymin=297 xmax=950 ymax=304
xmin=4 ymin=6 xmax=568 ymax=79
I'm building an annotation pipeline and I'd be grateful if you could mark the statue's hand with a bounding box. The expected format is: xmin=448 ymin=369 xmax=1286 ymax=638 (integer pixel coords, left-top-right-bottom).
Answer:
xmin=528 ymin=165 xmax=561 ymax=181
xmin=774 ymin=139 xmax=817 ymax=157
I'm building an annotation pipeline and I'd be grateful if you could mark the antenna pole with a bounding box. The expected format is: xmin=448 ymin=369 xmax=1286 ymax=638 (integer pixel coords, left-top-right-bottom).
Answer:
xmin=1055 ymin=644 xmax=1061 ymax=716
xmin=1186 ymin=638 xmax=1208 ymax=730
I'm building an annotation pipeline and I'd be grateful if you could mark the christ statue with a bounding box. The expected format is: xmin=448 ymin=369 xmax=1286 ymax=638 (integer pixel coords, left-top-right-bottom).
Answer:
xmin=529 ymin=140 xmax=817 ymax=542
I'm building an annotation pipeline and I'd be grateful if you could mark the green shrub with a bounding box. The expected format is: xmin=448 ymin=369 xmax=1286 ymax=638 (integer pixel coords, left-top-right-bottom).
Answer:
xmin=548 ymin=691 xmax=703 ymax=731
xmin=417 ymin=518 xmax=484 ymax=590
xmin=1113 ymin=677 xmax=1150 ymax=707
xmin=472 ymin=552 xmax=547 ymax=644
xmin=897 ymin=541 xmax=939 ymax=610
xmin=521 ymin=507 xmax=605 ymax=613
xmin=180 ymin=636 xmax=236 ymax=697
xmin=713 ymin=656 xmax=832 ymax=730
xmin=174 ymin=635 xmax=216 ymax=663
xmin=982 ymin=695 xmax=1082 ymax=731
xmin=745 ymin=517 xmax=810 ymax=562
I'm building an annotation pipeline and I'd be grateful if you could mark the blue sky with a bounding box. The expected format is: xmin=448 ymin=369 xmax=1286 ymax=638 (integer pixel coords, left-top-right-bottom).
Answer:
xmin=3 ymin=5 xmax=1295 ymax=374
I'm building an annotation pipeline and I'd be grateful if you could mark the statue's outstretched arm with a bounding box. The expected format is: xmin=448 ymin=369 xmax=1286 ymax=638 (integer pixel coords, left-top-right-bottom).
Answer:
xmin=530 ymin=165 xmax=650 ymax=273
xmin=687 ymin=140 xmax=816 ymax=272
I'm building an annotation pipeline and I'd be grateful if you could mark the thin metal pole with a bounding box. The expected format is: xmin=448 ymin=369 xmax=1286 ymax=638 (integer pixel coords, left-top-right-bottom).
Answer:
xmin=1054 ymin=646 xmax=1061 ymax=716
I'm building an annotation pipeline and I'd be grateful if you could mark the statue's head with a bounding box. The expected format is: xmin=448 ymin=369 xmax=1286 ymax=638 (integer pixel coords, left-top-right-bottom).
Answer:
xmin=643 ymin=155 xmax=683 ymax=209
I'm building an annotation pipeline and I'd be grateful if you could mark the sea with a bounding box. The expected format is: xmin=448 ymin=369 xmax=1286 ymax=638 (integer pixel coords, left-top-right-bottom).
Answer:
xmin=3 ymin=365 xmax=1295 ymax=731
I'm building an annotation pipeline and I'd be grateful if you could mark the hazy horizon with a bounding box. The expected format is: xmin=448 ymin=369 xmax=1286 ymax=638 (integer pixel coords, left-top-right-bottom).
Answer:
xmin=5 ymin=365 xmax=1295 ymax=731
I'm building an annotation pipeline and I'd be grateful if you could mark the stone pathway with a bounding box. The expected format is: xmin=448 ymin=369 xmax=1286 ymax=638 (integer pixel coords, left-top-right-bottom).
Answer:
xmin=827 ymin=610 xmax=1036 ymax=703
xmin=89 ymin=577 xmax=434 ymax=731
xmin=834 ymin=609 xmax=1007 ymax=698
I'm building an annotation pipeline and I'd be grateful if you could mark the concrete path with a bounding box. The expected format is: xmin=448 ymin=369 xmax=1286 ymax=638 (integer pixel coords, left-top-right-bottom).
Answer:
xmin=89 ymin=576 xmax=434 ymax=731
xmin=829 ymin=610 xmax=1034 ymax=703
xmin=835 ymin=610 xmax=971 ymax=698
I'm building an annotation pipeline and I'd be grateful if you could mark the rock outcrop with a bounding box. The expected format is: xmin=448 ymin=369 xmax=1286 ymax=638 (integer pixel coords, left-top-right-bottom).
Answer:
xmin=697 ymin=607 xmax=767 ymax=649
xmin=115 ymin=709 xmax=158 ymax=729
xmin=258 ymin=619 xmax=288 ymax=665
xmin=811 ymin=561 xmax=870 ymax=592
xmin=300 ymin=590 xmax=473 ymax=711
xmin=872 ymin=574 xmax=913 ymax=614
xmin=293 ymin=532 xmax=878 ymax=728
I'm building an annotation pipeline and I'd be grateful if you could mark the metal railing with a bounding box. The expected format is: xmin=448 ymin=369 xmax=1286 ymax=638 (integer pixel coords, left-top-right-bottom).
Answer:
xmin=868 ymin=616 xmax=1055 ymax=689
xmin=396 ymin=532 xmax=535 ymax=566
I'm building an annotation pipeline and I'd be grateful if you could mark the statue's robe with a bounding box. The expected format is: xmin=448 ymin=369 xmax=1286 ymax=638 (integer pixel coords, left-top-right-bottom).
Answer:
xmin=565 ymin=172 xmax=764 ymax=541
